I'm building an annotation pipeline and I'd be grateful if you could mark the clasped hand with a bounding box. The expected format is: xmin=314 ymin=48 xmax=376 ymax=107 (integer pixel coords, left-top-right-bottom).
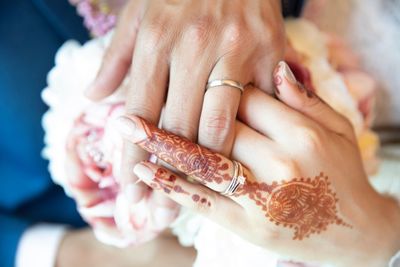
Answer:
xmin=86 ymin=0 xmax=284 ymax=203
xmin=115 ymin=62 xmax=400 ymax=267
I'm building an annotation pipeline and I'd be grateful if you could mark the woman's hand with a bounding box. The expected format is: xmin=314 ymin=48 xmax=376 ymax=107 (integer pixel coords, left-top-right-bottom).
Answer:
xmin=85 ymin=0 xmax=285 ymax=201
xmin=115 ymin=62 xmax=400 ymax=266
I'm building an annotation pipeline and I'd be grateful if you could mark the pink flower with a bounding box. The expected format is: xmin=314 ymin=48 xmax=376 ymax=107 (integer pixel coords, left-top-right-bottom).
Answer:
xmin=72 ymin=0 xmax=118 ymax=36
xmin=65 ymin=102 xmax=179 ymax=247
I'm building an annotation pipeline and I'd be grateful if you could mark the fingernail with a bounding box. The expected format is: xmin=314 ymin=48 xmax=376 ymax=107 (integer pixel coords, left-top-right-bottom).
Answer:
xmin=279 ymin=61 xmax=297 ymax=85
xmin=124 ymin=184 xmax=144 ymax=203
xmin=114 ymin=116 xmax=137 ymax=136
xmin=133 ymin=163 xmax=154 ymax=183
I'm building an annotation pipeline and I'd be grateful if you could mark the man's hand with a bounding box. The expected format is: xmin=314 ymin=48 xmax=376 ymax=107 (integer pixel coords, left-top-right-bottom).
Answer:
xmin=56 ymin=229 xmax=196 ymax=267
xmin=86 ymin=0 xmax=285 ymax=200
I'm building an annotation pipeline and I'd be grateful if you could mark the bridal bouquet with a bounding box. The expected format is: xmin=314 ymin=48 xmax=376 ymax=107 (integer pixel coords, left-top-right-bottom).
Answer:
xmin=42 ymin=18 xmax=379 ymax=266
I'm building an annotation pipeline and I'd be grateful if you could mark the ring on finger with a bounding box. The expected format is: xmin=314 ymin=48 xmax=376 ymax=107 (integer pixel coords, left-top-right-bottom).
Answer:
xmin=221 ymin=160 xmax=246 ymax=196
xmin=206 ymin=79 xmax=244 ymax=94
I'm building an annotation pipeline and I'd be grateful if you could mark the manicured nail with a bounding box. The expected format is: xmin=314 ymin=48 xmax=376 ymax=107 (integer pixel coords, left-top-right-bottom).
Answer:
xmin=280 ymin=61 xmax=297 ymax=85
xmin=133 ymin=163 xmax=154 ymax=183
xmin=124 ymin=184 xmax=144 ymax=203
xmin=114 ymin=116 xmax=137 ymax=136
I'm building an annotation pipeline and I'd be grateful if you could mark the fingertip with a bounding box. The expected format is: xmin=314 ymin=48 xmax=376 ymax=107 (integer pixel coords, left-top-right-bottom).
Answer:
xmin=273 ymin=61 xmax=298 ymax=94
xmin=133 ymin=161 xmax=156 ymax=184
xmin=84 ymin=79 xmax=115 ymax=101
xmin=114 ymin=116 xmax=138 ymax=136
xmin=84 ymin=61 xmax=126 ymax=101
xmin=273 ymin=61 xmax=317 ymax=108
xmin=114 ymin=115 xmax=149 ymax=143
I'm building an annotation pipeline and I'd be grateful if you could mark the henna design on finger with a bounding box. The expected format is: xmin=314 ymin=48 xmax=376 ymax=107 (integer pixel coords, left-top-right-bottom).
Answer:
xmin=135 ymin=119 xmax=233 ymax=185
xmin=133 ymin=118 xmax=348 ymax=239
xmin=192 ymin=193 xmax=212 ymax=207
xmin=149 ymin=167 xmax=189 ymax=195
xmin=296 ymin=83 xmax=314 ymax=98
xmin=273 ymin=62 xmax=283 ymax=95
xmin=235 ymin=172 xmax=350 ymax=240
xmin=151 ymin=167 xmax=212 ymax=207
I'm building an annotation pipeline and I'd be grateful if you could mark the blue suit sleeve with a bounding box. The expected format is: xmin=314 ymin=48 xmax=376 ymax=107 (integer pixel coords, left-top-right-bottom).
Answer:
xmin=0 ymin=2 xmax=89 ymax=266
xmin=0 ymin=213 xmax=30 ymax=267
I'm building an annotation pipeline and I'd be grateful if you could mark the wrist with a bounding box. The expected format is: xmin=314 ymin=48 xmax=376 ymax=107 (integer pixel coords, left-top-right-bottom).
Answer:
xmin=336 ymin=186 xmax=400 ymax=267
xmin=379 ymin=196 xmax=400 ymax=266
xmin=360 ymin=194 xmax=400 ymax=267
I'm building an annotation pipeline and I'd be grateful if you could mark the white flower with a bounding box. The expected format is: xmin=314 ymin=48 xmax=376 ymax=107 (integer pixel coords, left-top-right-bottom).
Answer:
xmin=42 ymin=32 xmax=120 ymax=189
xmin=42 ymin=32 xmax=177 ymax=247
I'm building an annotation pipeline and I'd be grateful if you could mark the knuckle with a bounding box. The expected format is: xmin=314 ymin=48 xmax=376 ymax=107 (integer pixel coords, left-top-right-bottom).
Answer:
xmin=163 ymin=117 xmax=197 ymax=140
xmin=221 ymin=20 xmax=247 ymax=49
xmin=185 ymin=16 xmax=213 ymax=44
xmin=200 ymin=110 xmax=233 ymax=147
xmin=268 ymin=27 xmax=285 ymax=46
xmin=295 ymin=125 xmax=324 ymax=152
xmin=258 ymin=28 xmax=284 ymax=57
xmin=140 ymin=21 xmax=168 ymax=52
xmin=272 ymin=157 xmax=301 ymax=178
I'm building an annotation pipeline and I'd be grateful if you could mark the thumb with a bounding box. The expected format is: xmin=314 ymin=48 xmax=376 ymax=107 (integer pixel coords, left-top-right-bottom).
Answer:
xmin=85 ymin=0 xmax=143 ymax=100
xmin=273 ymin=61 xmax=356 ymax=143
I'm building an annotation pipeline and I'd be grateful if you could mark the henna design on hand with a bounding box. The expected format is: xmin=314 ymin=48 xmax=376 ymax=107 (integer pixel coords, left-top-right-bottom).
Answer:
xmin=135 ymin=118 xmax=232 ymax=185
xmin=133 ymin=118 xmax=348 ymax=240
xmin=236 ymin=172 xmax=350 ymax=240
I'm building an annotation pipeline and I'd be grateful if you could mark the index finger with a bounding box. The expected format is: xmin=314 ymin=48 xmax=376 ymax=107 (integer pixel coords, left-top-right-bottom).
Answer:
xmin=85 ymin=0 xmax=144 ymax=100
xmin=115 ymin=115 xmax=236 ymax=193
